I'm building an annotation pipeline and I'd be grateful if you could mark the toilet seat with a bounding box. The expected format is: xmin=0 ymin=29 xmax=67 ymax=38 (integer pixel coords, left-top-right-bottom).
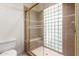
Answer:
xmin=0 ymin=49 xmax=17 ymax=56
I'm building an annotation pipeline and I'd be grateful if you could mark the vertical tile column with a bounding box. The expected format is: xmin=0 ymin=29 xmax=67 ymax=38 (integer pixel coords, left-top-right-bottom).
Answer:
xmin=63 ymin=3 xmax=75 ymax=56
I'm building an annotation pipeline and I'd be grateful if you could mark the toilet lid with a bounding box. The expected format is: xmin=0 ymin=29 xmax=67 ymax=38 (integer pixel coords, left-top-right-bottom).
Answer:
xmin=0 ymin=50 xmax=17 ymax=56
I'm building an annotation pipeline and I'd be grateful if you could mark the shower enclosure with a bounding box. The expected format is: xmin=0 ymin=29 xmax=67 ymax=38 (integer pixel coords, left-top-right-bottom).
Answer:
xmin=24 ymin=3 xmax=76 ymax=56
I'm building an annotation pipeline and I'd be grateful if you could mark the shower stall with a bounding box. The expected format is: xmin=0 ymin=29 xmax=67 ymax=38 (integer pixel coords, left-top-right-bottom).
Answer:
xmin=24 ymin=3 xmax=76 ymax=56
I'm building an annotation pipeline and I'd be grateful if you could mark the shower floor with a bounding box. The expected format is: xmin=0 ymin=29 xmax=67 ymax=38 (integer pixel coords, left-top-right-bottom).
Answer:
xmin=32 ymin=46 xmax=63 ymax=56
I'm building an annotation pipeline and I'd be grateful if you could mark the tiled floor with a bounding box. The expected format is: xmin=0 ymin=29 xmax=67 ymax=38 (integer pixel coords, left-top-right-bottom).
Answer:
xmin=18 ymin=46 xmax=63 ymax=56
xmin=32 ymin=46 xmax=63 ymax=56
xmin=18 ymin=52 xmax=28 ymax=56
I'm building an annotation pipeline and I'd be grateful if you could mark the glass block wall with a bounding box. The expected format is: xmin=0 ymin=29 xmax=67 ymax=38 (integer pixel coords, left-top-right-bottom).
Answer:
xmin=44 ymin=4 xmax=63 ymax=53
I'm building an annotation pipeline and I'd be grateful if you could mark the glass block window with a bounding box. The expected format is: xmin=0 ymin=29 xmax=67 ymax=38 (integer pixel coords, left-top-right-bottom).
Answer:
xmin=44 ymin=4 xmax=63 ymax=53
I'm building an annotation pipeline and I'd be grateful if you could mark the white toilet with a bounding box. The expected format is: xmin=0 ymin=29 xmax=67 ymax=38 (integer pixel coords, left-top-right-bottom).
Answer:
xmin=0 ymin=38 xmax=17 ymax=56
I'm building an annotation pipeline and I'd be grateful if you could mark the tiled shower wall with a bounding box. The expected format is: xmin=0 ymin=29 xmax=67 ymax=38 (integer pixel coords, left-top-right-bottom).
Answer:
xmin=30 ymin=10 xmax=43 ymax=51
xmin=76 ymin=4 xmax=79 ymax=56
xmin=30 ymin=10 xmax=39 ymax=39
xmin=63 ymin=3 xmax=75 ymax=56
xmin=36 ymin=11 xmax=43 ymax=39
xmin=30 ymin=10 xmax=43 ymax=39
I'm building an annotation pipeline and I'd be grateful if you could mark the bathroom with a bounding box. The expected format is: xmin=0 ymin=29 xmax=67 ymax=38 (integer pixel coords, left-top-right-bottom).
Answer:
xmin=0 ymin=3 xmax=79 ymax=56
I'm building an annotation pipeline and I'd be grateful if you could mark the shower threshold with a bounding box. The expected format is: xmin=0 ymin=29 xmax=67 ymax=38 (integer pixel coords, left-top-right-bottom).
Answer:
xmin=32 ymin=46 xmax=63 ymax=56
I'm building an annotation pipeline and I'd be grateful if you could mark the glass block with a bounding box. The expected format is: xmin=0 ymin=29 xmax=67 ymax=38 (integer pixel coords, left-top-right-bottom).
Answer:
xmin=59 ymin=48 xmax=62 ymax=52
xmin=54 ymin=46 xmax=57 ymax=51
xmin=44 ymin=3 xmax=62 ymax=53
xmin=59 ymin=6 xmax=62 ymax=11
xmin=59 ymin=27 xmax=62 ymax=30
xmin=58 ymin=18 xmax=62 ymax=22
xmin=55 ymin=4 xmax=59 ymax=8
xmin=52 ymin=45 xmax=54 ymax=49
xmin=55 ymin=22 xmax=59 ymax=25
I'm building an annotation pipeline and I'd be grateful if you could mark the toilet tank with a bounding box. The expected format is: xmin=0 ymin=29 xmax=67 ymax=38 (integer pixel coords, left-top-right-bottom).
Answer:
xmin=0 ymin=38 xmax=16 ymax=53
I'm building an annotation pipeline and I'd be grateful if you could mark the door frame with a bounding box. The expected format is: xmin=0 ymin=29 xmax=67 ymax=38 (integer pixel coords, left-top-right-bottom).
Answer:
xmin=24 ymin=3 xmax=39 ymax=56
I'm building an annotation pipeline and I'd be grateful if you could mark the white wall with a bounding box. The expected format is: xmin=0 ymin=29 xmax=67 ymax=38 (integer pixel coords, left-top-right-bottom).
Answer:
xmin=0 ymin=3 xmax=24 ymax=54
